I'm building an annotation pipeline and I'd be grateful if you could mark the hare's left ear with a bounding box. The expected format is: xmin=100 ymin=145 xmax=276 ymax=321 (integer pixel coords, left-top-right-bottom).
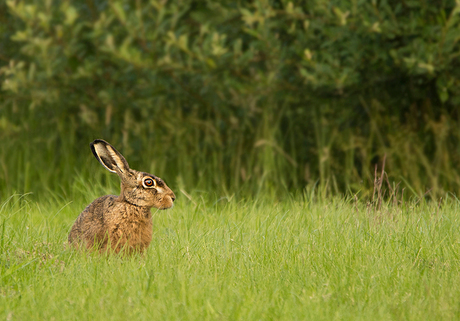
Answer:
xmin=90 ymin=139 xmax=130 ymax=174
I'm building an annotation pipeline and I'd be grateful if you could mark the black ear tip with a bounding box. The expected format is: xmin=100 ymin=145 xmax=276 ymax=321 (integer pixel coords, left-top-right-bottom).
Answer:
xmin=91 ymin=139 xmax=108 ymax=145
xmin=90 ymin=139 xmax=110 ymax=150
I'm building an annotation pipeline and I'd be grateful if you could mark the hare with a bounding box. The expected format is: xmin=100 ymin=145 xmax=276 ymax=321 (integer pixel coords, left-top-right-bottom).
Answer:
xmin=68 ymin=139 xmax=175 ymax=254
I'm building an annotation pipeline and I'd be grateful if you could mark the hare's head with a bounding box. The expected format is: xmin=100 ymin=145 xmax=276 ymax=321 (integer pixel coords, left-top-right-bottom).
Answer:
xmin=90 ymin=139 xmax=175 ymax=209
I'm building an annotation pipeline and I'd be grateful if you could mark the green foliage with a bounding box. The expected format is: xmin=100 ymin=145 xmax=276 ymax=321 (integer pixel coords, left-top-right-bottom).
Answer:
xmin=1 ymin=194 xmax=460 ymax=319
xmin=1 ymin=0 xmax=460 ymax=198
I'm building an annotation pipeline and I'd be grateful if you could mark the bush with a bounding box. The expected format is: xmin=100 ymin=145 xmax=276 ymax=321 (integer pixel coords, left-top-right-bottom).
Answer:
xmin=1 ymin=0 xmax=460 ymax=198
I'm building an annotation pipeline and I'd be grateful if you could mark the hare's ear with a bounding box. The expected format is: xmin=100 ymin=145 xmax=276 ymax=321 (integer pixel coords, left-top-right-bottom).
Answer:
xmin=90 ymin=139 xmax=130 ymax=174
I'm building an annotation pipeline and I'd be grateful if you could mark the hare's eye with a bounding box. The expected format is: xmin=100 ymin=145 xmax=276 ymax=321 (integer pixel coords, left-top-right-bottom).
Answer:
xmin=143 ymin=178 xmax=155 ymax=188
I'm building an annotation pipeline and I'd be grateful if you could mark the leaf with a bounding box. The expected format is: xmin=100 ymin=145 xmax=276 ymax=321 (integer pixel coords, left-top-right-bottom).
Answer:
xmin=111 ymin=2 xmax=126 ymax=24
xmin=178 ymin=34 xmax=188 ymax=51
xmin=64 ymin=6 xmax=78 ymax=26
xmin=417 ymin=62 xmax=435 ymax=74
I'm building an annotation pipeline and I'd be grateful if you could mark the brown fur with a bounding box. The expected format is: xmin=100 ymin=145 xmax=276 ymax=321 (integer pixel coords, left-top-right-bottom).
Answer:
xmin=68 ymin=139 xmax=175 ymax=254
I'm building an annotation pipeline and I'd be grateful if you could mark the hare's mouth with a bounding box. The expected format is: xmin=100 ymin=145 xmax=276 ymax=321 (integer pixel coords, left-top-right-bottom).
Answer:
xmin=159 ymin=195 xmax=175 ymax=210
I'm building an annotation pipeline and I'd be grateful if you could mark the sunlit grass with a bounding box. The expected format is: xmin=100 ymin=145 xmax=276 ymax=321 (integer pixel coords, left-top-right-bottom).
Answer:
xmin=1 ymin=192 xmax=460 ymax=320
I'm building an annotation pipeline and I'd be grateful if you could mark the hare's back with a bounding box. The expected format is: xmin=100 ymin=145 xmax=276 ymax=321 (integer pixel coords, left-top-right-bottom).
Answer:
xmin=68 ymin=195 xmax=119 ymax=245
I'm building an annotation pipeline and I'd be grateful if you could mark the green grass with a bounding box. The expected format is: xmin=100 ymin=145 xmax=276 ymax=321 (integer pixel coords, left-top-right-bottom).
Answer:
xmin=1 ymin=192 xmax=460 ymax=320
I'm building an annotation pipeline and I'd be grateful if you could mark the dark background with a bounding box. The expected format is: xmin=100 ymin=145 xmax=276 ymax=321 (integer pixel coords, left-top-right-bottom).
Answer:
xmin=1 ymin=0 xmax=459 ymax=199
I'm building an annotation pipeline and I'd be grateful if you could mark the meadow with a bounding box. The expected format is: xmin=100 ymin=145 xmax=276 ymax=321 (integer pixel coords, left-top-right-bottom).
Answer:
xmin=1 ymin=189 xmax=459 ymax=320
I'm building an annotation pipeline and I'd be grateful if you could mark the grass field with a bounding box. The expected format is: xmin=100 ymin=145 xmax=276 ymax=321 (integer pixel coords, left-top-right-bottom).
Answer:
xmin=1 ymin=191 xmax=460 ymax=320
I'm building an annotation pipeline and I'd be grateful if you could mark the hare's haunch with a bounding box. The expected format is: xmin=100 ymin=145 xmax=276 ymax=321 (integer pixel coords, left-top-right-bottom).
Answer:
xmin=68 ymin=139 xmax=175 ymax=254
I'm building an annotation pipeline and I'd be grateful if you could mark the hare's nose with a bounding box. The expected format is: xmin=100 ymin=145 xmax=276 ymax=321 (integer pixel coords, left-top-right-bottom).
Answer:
xmin=171 ymin=196 xmax=176 ymax=202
